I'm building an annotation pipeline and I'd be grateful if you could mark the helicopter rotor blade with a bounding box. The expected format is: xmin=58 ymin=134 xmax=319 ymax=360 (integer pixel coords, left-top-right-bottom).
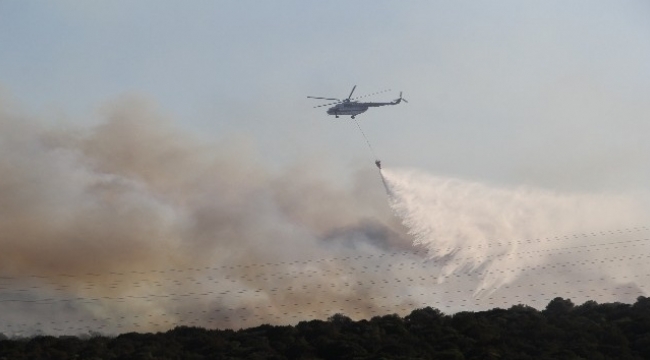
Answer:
xmin=351 ymin=89 xmax=392 ymax=101
xmin=347 ymin=85 xmax=357 ymax=100
xmin=307 ymin=96 xmax=340 ymax=101
xmin=399 ymin=91 xmax=408 ymax=103
xmin=314 ymin=101 xmax=342 ymax=108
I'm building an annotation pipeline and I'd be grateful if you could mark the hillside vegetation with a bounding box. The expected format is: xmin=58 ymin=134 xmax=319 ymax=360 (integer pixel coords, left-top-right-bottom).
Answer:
xmin=2 ymin=297 xmax=650 ymax=359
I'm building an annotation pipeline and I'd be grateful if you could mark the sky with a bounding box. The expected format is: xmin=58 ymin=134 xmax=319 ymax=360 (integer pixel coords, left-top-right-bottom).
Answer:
xmin=2 ymin=0 xmax=649 ymax=190
xmin=1 ymin=1 xmax=650 ymax=335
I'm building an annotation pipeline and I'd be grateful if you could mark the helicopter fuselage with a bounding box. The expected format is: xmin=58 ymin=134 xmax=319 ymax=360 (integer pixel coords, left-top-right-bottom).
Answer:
xmin=326 ymin=99 xmax=401 ymax=118
xmin=308 ymin=86 xmax=406 ymax=119
xmin=327 ymin=102 xmax=369 ymax=117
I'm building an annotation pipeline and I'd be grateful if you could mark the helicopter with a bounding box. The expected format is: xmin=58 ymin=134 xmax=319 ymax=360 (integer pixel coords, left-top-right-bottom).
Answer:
xmin=308 ymin=86 xmax=407 ymax=119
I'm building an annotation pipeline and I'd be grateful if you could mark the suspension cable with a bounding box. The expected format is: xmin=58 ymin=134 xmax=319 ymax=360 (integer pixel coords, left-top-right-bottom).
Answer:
xmin=354 ymin=118 xmax=378 ymax=160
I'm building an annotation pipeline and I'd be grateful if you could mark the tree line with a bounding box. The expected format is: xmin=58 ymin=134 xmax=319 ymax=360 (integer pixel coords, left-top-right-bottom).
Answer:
xmin=2 ymin=296 xmax=650 ymax=359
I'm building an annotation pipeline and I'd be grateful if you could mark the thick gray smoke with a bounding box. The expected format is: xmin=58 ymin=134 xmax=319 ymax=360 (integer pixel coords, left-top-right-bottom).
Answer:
xmin=1 ymin=96 xmax=649 ymax=336
xmin=0 ymin=97 xmax=414 ymax=335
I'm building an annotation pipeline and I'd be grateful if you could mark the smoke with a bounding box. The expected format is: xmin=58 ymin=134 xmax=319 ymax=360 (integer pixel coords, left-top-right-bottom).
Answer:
xmin=381 ymin=167 xmax=650 ymax=292
xmin=0 ymin=96 xmax=416 ymax=335
xmin=1 ymin=94 xmax=649 ymax=336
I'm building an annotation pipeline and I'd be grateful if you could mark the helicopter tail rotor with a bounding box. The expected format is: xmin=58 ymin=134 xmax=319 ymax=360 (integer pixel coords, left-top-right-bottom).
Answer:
xmin=398 ymin=92 xmax=408 ymax=103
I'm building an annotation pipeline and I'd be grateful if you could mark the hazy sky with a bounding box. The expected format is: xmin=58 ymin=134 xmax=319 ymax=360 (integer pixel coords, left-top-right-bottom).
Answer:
xmin=2 ymin=0 xmax=649 ymax=191
xmin=2 ymin=1 xmax=650 ymax=335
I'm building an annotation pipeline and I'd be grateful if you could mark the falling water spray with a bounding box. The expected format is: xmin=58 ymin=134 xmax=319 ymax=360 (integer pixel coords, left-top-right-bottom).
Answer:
xmin=380 ymin=167 xmax=649 ymax=292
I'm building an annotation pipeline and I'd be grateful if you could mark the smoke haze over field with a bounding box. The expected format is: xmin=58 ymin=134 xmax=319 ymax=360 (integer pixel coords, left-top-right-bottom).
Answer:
xmin=1 ymin=1 xmax=649 ymax=338
xmin=1 ymin=96 xmax=649 ymax=336
xmin=0 ymin=97 xmax=412 ymax=334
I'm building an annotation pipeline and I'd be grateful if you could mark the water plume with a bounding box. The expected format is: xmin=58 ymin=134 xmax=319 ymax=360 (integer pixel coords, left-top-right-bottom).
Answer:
xmin=381 ymin=167 xmax=650 ymax=292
